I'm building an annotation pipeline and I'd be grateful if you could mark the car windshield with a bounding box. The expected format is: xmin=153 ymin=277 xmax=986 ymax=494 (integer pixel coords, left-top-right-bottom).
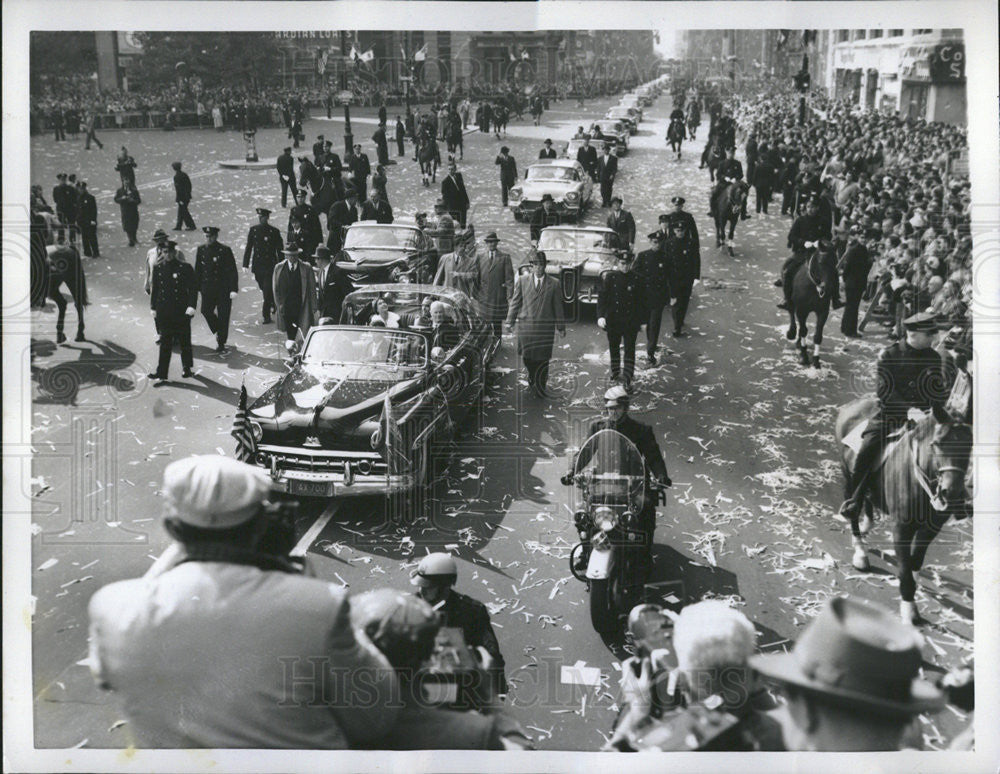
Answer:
xmin=527 ymin=166 xmax=577 ymax=182
xmin=303 ymin=328 xmax=427 ymax=368
xmin=538 ymin=230 xmax=609 ymax=252
xmin=344 ymin=226 xmax=419 ymax=250
xmin=594 ymin=122 xmax=621 ymax=133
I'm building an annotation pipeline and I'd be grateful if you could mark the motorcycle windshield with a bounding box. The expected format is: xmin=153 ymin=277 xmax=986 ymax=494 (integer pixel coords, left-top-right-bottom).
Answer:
xmin=573 ymin=428 xmax=645 ymax=501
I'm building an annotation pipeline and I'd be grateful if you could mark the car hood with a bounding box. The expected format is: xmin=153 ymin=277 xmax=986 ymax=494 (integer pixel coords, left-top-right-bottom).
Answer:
xmin=249 ymin=362 xmax=422 ymax=429
xmin=337 ymin=247 xmax=411 ymax=267
xmin=516 ymin=180 xmax=580 ymax=200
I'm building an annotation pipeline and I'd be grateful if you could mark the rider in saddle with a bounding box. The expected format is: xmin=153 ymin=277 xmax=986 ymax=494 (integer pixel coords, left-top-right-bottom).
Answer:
xmin=708 ymin=146 xmax=750 ymax=221
xmin=776 ymin=196 xmax=842 ymax=311
xmin=669 ymin=105 xmax=685 ymax=134
xmin=839 ymin=312 xmax=951 ymax=522
xmin=563 ymin=386 xmax=672 ymax=578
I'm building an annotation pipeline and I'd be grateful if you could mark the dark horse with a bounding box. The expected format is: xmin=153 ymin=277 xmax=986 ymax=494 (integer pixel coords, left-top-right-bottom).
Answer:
xmin=786 ymin=242 xmax=836 ymax=367
xmin=299 ymin=159 xmax=338 ymax=225
xmin=666 ymin=119 xmax=685 ymax=160
xmin=835 ymin=398 xmax=972 ymax=623
xmin=686 ymin=106 xmax=700 ymax=141
xmin=704 ymin=135 xmax=725 ymax=181
xmin=710 ymin=180 xmax=746 ymax=256
xmin=47 ymin=239 xmax=89 ymax=343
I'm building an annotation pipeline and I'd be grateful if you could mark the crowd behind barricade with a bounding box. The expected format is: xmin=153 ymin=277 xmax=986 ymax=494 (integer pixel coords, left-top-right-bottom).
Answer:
xmin=729 ymin=88 xmax=972 ymax=342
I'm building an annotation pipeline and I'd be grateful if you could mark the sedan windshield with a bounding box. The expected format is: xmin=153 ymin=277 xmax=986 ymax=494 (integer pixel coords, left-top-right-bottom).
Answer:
xmin=527 ymin=166 xmax=577 ymax=182
xmin=304 ymin=328 xmax=427 ymax=368
xmin=344 ymin=226 xmax=420 ymax=250
xmin=538 ymin=231 xmax=609 ymax=252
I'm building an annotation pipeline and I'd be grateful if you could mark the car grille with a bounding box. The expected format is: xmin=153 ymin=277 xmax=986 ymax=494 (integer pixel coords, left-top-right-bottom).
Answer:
xmin=257 ymin=445 xmax=388 ymax=476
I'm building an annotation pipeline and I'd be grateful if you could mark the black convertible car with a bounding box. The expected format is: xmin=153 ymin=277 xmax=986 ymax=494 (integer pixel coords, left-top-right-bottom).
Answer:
xmin=245 ymin=285 xmax=498 ymax=499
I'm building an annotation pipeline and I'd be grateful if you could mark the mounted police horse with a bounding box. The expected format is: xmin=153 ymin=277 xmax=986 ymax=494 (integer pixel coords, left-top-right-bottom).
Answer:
xmin=704 ymin=135 xmax=726 ymax=182
xmin=46 ymin=236 xmax=89 ymax=343
xmin=785 ymin=241 xmax=837 ymax=367
xmin=710 ymin=179 xmax=747 ymax=256
xmin=835 ymin=398 xmax=972 ymax=624
xmin=686 ymin=105 xmax=701 ymax=141
xmin=666 ymin=118 xmax=685 ymax=160
xmin=299 ymin=158 xmax=337 ymax=223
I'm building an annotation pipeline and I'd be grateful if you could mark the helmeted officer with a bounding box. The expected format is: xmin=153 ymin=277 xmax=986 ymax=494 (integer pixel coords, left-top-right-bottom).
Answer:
xmin=839 ymin=312 xmax=951 ymax=523
xmin=411 ymin=553 xmax=507 ymax=697
xmin=195 ymin=226 xmax=239 ymax=353
xmin=777 ymin=196 xmax=836 ymax=310
xmin=597 ymin=250 xmax=645 ymax=388
xmin=149 ymin=240 xmax=198 ymax=381
xmin=633 ymin=231 xmax=672 ymax=365
xmin=562 ymin=386 xmax=672 ymax=579
xmin=243 ymin=207 xmax=284 ymax=323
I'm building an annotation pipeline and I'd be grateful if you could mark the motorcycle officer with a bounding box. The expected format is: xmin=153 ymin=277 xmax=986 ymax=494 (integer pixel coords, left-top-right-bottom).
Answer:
xmin=562 ymin=385 xmax=672 ymax=579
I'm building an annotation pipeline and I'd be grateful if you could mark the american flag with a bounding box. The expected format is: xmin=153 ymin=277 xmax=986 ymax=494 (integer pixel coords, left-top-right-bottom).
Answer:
xmin=379 ymin=391 xmax=410 ymax=477
xmin=232 ymin=381 xmax=256 ymax=462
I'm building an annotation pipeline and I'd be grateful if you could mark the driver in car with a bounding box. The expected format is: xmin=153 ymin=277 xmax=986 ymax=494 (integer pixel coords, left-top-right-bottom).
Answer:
xmin=562 ymin=385 xmax=671 ymax=579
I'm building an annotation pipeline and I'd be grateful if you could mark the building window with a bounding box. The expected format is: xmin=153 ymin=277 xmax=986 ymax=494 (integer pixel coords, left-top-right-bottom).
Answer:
xmin=854 ymin=30 xmax=867 ymax=41
xmin=837 ymin=30 xmax=850 ymax=43
xmin=870 ymin=30 xmax=883 ymax=39
xmin=889 ymin=29 xmax=904 ymax=37
xmin=913 ymin=29 xmax=933 ymax=35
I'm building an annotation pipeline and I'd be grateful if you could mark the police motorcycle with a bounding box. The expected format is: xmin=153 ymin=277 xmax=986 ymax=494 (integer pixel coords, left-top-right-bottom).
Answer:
xmin=564 ymin=428 xmax=666 ymax=633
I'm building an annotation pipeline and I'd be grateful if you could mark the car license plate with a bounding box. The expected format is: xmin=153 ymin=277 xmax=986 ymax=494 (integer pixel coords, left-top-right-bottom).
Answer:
xmin=288 ymin=479 xmax=333 ymax=497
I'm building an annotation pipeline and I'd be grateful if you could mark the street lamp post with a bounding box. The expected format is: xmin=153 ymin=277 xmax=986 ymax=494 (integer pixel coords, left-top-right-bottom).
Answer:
xmin=343 ymin=100 xmax=353 ymax=156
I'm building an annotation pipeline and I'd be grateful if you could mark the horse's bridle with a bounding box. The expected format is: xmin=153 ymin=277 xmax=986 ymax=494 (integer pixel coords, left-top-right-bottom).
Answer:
xmin=909 ymin=430 xmax=968 ymax=512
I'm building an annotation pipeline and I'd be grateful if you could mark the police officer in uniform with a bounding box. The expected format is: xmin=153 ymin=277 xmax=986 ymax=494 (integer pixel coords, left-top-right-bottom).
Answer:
xmin=666 ymin=196 xmax=700 ymax=254
xmin=597 ymin=251 xmax=644 ymax=388
xmin=411 ymin=553 xmax=508 ymax=697
xmin=633 ymin=231 xmax=671 ymax=366
xmin=195 ymin=226 xmax=239 ymax=353
xmin=709 ymin=146 xmax=749 ymax=220
xmin=776 ymin=196 xmax=832 ymax=310
xmin=667 ymin=218 xmax=701 ymax=338
xmin=563 ymin=386 xmax=671 ymax=579
xmin=275 ymin=147 xmax=298 ymax=208
xmin=839 ymin=312 xmax=951 ymax=522
xmin=149 ymin=240 xmax=198 ymax=381
xmin=242 ymin=207 xmax=284 ymax=323
xmin=288 ymin=190 xmax=323 ymax=263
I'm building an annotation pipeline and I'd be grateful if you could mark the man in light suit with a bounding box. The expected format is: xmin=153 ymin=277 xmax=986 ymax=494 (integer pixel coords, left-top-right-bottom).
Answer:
xmin=272 ymin=246 xmax=317 ymax=350
xmin=476 ymin=231 xmax=514 ymax=338
xmin=505 ymin=251 xmax=566 ymax=397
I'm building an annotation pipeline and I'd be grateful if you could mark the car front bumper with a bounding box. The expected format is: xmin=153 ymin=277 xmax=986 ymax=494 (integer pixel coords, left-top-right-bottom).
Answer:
xmin=254 ymin=444 xmax=414 ymax=498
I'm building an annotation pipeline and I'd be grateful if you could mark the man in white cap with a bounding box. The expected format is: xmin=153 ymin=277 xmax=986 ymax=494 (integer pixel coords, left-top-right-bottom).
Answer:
xmin=411 ymin=552 xmax=507 ymax=697
xmin=87 ymin=455 xmax=400 ymax=749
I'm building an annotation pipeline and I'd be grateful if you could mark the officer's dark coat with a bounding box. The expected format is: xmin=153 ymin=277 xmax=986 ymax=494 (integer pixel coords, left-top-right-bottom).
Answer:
xmin=150 ymin=259 xmax=197 ymax=319
xmin=597 ymin=268 xmax=644 ymax=332
xmin=439 ymin=590 xmax=507 ymax=695
xmin=242 ymin=223 xmax=284 ymax=281
xmin=194 ymin=242 xmax=238 ymax=296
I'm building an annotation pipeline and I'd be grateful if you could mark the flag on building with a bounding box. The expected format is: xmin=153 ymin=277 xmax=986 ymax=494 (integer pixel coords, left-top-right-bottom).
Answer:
xmin=349 ymin=45 xmax=361 ymax=62
xmin=232 ymin=380 xmax=256 ymax=462
xmin=360 ymin=48 xmax=374 ymax=63
xmin=414 ymin=44 xmax=428 ymax=62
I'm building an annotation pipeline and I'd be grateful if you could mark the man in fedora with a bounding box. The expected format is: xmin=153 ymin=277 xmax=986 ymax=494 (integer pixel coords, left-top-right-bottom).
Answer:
xmin=194 ymin=226 xmax=238 ymax=353
xmin=434 ymin=226 xmax=480 ymax=301
xmin=327 ymin=187 xmax=359 ymax=253
xmin=597 ymin=144 xmax=618 ymax=208
xmin=441 ymin=158 xmax=470 ymax=228
xmin=243 ymin=207 xmax=283 ymax=324
xmin=476 ymin=231 xmax=514 ymax=338
xmin=172 ymin=161 xmax=197 ymax=231
xmin=272 ymin=246 xmax=317 ymax=350
xmin=505 ymin=250 xmax=565 ymax=397
xmin=751 ymin=596 xmax=944 ymax=750
xmin=275 ymin=147 xmax=297 ymax=208
xmin=528 ymin=193 xmax=563 ymax=243
xmin=495 ymin=146 xmax=518 ymax=206
xmin=314 ymin=245 xmax=353 ymax=323
xmin=538 ymin=139 xmax=557 ymax=160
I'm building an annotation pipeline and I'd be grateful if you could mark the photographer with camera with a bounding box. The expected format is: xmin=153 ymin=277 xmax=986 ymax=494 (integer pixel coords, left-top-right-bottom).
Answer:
xmin=87 ymin=455 xmax=400 ymax=748
xmin=607 ymin=600 xmax=783 ymax=751
xmin=350 ymin=589 xmax=532 ymax=750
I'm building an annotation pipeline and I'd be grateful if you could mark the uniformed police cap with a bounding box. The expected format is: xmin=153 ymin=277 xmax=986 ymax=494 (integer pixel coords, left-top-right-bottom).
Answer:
xmin=57 ymin=173 xmax=67 ymax=180
xmin=903 ymin=311 xmax=937 ymax=332
xmin=658 ymin=213 xmax=671 ymax=223
xmin=165 ymin=239 xmax=178 ymax=248
xmin=671 ymin=196 xmax=686 ymax=206
xmin=163 ymin=454 xmax=272 ymax=529
xmin=317 ymin=134 xmax=325 ymax=140
xmin=647 ymin=231 xmax=665 ymax=242
xmin=202 ymin=226 xmax=220 ymax=236
xmin=283 ymin=146 xmax=292 ymax=153
xmin=255 ymin=207 xmax=272 ymax=217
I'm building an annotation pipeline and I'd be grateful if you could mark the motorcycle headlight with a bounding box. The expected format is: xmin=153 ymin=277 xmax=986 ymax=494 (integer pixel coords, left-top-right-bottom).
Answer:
xmin=509 ymin=188 xmax=522 ymax=200
xmin=249 ymin=421 xmax=263 ymax=442
xmin=595 ymin=506 xmax=617 ymax=533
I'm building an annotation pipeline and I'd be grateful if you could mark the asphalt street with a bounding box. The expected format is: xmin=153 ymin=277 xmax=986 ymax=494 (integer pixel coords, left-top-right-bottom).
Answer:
xmin=28 ymin=95 xmax=973 ymax=751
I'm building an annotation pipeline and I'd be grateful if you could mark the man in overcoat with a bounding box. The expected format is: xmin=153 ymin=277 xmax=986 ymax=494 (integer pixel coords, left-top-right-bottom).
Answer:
xmin=475 ymin=231 xmax=514 ymax=337
xmin=505 ymin=251 xmax=566 ymax=397
xmin=273 ymin=246 xmax=318 ymax=349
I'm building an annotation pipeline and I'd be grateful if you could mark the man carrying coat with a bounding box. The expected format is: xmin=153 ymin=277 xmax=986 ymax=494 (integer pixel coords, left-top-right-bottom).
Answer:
xmin=273 ymin=246 xmax=317 ymax=350
xmin=495 ymin=146 xmax=518 ymax=207
xmin=194 ymin=226 xmax=238 ymax=353
xmin=505 ymin=251 xmax=566 ymax=398
xmin=242 ymin=207 xmax=284 ymax=324
xmin=476 ymin=232 xmax=514 ymax=338
xmin=149 ymin=240 xmax=197 ymax=381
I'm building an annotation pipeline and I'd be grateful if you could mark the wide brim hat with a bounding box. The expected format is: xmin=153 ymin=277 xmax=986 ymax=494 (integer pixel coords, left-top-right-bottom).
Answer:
xmin=282 ymin=246 xmax=302 ymax=256
xmin=484 ymin=231 xmax=500 ymax=243
xmin=750 ymin=597 xmax=944 ymax=717
xmin=152 ymin=229 xmax=169 ymax=242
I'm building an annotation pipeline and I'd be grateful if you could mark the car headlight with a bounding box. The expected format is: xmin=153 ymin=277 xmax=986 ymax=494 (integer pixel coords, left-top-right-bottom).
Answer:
xmin=595 ymin=506 xmax=617 ymax=533
xmin=509 ymin=188 xmax=522 ymax=200
xmin=249 ymin=421 xmax=263 ymax=442
xmin=565 ymin=191 xmax=579 ymax=201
